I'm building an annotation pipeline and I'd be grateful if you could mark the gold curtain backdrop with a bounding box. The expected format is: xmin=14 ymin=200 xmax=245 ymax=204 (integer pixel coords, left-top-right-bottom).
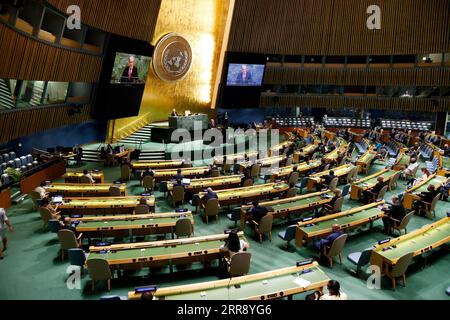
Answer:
xmin=109 ymin=0 xmax=231 ymax=142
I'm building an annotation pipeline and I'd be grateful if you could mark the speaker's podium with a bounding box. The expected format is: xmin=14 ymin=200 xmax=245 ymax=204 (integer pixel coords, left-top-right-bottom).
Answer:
xmin=169 ymin=114 xmax=208 ymax=131
xmin=151 ymin=112 xmax=209 ymax=143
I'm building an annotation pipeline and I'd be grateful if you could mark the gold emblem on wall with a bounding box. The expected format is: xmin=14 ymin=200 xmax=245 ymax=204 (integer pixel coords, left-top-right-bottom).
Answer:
xmin=152 ymin=33 xmax=193 ymax=82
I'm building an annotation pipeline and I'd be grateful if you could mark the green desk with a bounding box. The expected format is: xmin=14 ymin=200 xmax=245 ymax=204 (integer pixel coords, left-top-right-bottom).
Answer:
xmin=296 ymin=201 xmax=385 ymax=247
xmin=58 ymin=196 xmax=156 ymax=215
xmin=127 ymin=262 xmax=330 ymax=300
xmin=240 ymin=191 xmax=333 ymax=228
xmin=75 ymin=212 xmax=194 ymax=239
xmin=198 ymin=183 xmax=289 ymax=207
xmin=87 ymin=232 xmax=246 ymax=271
xmin=371 ymin=217 xmax=450 ymax=270
xmin=403 ymin=174 xmax=447 ymax=209
xmin=350 ymin=169 xmax=398 ymax=200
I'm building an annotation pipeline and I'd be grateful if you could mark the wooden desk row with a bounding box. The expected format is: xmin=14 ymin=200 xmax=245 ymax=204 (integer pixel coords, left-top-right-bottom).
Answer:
xmin=48 ymin=183 xmax=126 ymax=197
xmin=295 ymin=201 xmax=386 ymax=247
xmin=87 ymin=232 xmax=246 ymax=272
xmin=240 ymin=190 xmax=333 ymax=228
xmin=307 ymin=164 xmax=356 ymax=191
xmin=130 ymin=160 xmax=188 ymax=171
xmin=371 ymin=217 xmax=450 ymax=270
xmin=356 ymin=148 xmax=377 ymax=173
xmin=213 ymin=151 xmax=259 ymax=165
xmin=266 ymin=160 xmax=322 ymax=182
xmin=165 ymin=175 xmax=242 ymax=194
xmin=293 ymin=144 xmax=318 ymax=163
xmin=197 ymin=182 xmax=290 ymax=207
xmin=239 ymin=156 xmax=286 ymax=172
xmin=403 ymin=174 xmax=448 ymax=209
xmin=63 ymin=171 xmax=104 ymax=184
xmin=127 ymin=262 xmax=330 ymax=300
xmin=74 ymin=212 xmax=194 ymax=239
xmin=57 ymin=196 xmax=156 ymax=215
xmin=350 ymin=169 xmax=399 ymax=200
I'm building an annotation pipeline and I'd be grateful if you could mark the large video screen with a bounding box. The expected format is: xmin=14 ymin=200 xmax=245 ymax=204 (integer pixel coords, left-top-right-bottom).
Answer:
xmin=110 ymin=52 xmax=151 ymax=84
xmin=226 ymin=63 xmax=265 ymax=87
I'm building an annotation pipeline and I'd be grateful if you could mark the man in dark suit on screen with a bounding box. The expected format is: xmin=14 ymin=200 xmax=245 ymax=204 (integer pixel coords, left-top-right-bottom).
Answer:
xmin=120 ymin=56 xmax=139 ymax=83
xmin=235 ymin=64 xmax=253 ymax=85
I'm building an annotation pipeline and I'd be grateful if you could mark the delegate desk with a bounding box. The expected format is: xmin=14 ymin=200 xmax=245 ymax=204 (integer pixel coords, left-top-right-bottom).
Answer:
xmin=153 ymin=167 xmax=210 ymax=183
xmin=356 ymin=148 xmax=377 ymax=173
xmin=403 ymin=174 xmax=447 ymax=210
xmin=87 ymin=232 xmax=246 ymax=272
xmin=393 ymin=152 xmax=410 ymax=171
xmin=58 ymin=196 xmax=155 ymax=215
xmin=239 ymin=191 xmax=333 ymax=229
xmin=323 ymin=130 xmax=336 ymax=141
xmin=307 ymin=164 xmax=356 ymax=191
xmin=350 ymin=169 xmax=398 ymax=200
xmin=269 ymin=141 xmax=293 ymax=157
xmin=437 ymin=156 xmax=450 ymax=177
xmin=295 ymin=201 xmax=385 ymax=247
xmin=198 ymin=183 xmax=289 ymax=207
xmin=239 ymin=156 xmax=286 ymax=172
xmin=130 ymin=160 xmax=186 ymax=171
xmin=127 ymin=262 xmax=330 ymax=300
xmin=62 ymin=171 xmax=104 ymax=183
xmin=213 ymin=151 xmax=259 ymax=165
xmin=47 ymin=183 xmax=126 ymax=197
xmin=166 ymin=175 xmax=242 ymax=194
xmin=74 ymin=212 xmax=194 ymax=239
xmin=293 ymin=145 xmax=318 ymax=163
xmin=266 ymin=160 xmax=322 ymax=182
xmin=323 ymin=147 xmax=346 ymax=163
xmin=370 ymin=217 xmax=450 ymax=270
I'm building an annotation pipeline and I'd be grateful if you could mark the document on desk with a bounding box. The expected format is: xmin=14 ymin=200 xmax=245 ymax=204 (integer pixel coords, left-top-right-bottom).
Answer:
xmin=293 ymin=277 xmax=311 ymax=288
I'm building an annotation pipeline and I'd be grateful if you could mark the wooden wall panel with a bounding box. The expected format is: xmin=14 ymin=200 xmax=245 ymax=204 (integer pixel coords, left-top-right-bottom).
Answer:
xmin=0 ymin=23 xmax=102 ymax=82
xmin=264 ymin=67 xmax=450 ymax=86
xmin=47 ymin=0 xmax=162 ymax=42
xmin=228 ymin=0 xmax=450 ymax=55
xmin=0 ymin=104 xmax=93 ymax=144
xmin=260 ymin=94 xmax=450 ymax=113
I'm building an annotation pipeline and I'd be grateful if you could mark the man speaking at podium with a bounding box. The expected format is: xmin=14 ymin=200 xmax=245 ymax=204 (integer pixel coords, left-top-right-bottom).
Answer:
xmin=120 ymin=56 xmax=139 ymax=83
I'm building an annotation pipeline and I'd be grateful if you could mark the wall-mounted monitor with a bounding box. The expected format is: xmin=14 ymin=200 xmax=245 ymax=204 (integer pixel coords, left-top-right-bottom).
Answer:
xmin=226 ymin=63 xmax=265 ymax=87
xmin=110 ymin=52 xmax=151 ymax=84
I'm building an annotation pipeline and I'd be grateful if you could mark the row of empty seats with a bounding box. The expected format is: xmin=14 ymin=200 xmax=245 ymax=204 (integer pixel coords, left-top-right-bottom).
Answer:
xmin=385 ymin=141 xmax=400 ymax=157
xmin=324 ymin=117 xmax=371 ymax=128
xmin=419 ymin=144 xmax=435 ymax=161
xmin=272 ymin=117 xmax=315 ymax=127
xmin=381 ymin=119 xmax=432 ymax=131
xmin=355 ymin=139 xmax=371 ymax=154
xmin=425 ymin=156 xmax=440 ymax=174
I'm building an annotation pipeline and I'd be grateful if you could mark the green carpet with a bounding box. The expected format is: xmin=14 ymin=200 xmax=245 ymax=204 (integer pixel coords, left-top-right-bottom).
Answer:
xmin=0 ymin=156 xmax=449 ymax=300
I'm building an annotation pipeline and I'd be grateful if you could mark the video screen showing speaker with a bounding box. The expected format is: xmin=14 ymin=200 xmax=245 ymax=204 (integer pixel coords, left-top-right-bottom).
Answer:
xmin=218 ymin=53 xmax=266 ymax=109
xmin=93 ymin=34 xmax=153 ymax=120
xmin=226 ymin=64 xmax=265 ymax=87
xmin=110 ymin=52 xmax=151 ymax=84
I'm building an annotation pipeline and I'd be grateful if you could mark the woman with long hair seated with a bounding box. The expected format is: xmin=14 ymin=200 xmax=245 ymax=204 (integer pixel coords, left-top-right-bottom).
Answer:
xmin=220 ymin=230 xmax=250 ymax=259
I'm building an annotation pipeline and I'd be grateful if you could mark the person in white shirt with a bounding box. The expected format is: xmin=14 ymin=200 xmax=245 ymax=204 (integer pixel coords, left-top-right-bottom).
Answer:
xmin=0 ymin=208 xmax=14 ymax=260
xmin=35 ymin=181 xmax=49 ymax=199
xmin=319 ymin=280 xmax=348 ymax=300
xmin=402 ymin=158 xmax=419 ymax=179
xmin=83 ymin=170 xmax=95 ymax=184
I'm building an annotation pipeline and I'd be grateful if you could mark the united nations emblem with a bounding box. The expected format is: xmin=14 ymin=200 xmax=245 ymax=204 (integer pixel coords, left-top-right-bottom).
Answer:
xmin=153 ymin=33 xmax=193 ymax=82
